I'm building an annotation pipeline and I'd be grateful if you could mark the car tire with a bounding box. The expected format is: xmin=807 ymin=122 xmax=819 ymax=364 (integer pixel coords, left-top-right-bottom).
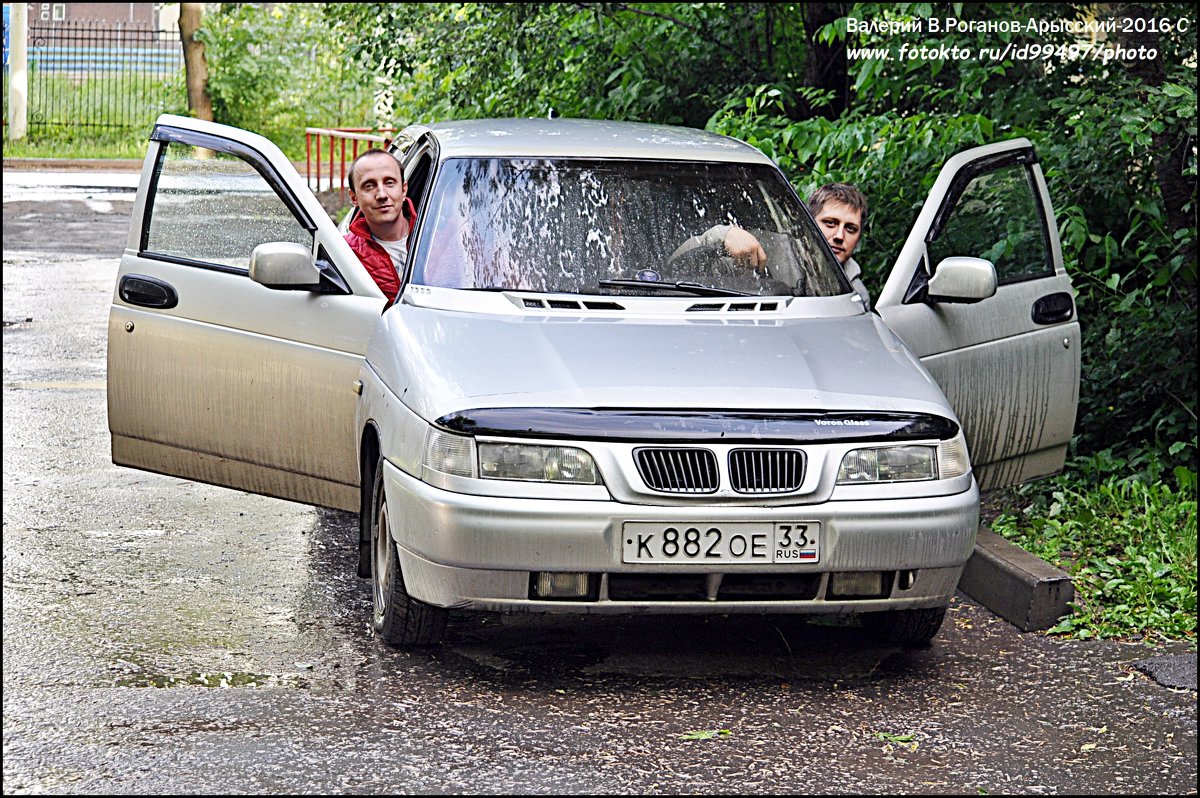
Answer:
xmin=369 ymin=459 xmax=448 ymax=646
xmin=860 ymin=607 xmax=947 ymax=647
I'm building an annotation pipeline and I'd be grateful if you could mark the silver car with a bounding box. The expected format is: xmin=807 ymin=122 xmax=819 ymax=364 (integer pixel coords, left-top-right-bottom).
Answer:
xmin=108 ymin=115 xmax=1080 ymax=647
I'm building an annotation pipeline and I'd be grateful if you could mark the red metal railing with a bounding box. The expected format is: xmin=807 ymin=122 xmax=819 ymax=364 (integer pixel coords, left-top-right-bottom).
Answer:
xmin=305 ymin=127 xmax=398 ymax=200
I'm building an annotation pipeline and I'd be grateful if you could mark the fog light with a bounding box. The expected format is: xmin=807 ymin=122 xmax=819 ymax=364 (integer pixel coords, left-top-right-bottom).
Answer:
xmin=533 ymin=572 xmax=593 ymax=599
xmin=829 ymin=571 xmax=886 ymax=599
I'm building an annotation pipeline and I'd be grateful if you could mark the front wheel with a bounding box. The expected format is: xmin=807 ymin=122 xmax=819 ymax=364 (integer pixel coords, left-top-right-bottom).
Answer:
xmin=370 ymin=461 xmax=448 ymax=646
xmin=860 ymin=607 xmax=947 ymax=647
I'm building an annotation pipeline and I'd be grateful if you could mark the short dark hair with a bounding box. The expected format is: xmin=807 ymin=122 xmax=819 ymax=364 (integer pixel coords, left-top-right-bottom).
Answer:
xmin=347 ymin=149 xmax=401 ymax=193
xmin=807 ymin=183 xmax=868 ymax=228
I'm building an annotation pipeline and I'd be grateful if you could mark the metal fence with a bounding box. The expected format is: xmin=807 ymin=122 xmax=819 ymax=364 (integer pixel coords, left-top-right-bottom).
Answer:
xmin=21 ymin=21 xmax=184 ymax=132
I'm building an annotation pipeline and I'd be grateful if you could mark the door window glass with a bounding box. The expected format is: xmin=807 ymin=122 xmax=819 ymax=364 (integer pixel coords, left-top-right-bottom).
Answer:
xmin=145 ymin=142 xmax=311 ymax=270
xmin=927 ymin=163 xmax=1051 ymax=283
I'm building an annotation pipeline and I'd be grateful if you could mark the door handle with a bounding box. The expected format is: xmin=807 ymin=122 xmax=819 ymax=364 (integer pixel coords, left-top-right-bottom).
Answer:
xmin=119 ymin=274 xmax=178 ymax=309
xmin=1032 ymin=292 xmax=1074 ymax=325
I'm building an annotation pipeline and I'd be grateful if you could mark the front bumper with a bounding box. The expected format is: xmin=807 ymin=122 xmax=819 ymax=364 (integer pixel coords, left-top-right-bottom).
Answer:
xmin=383 ymin=460 xmax=979 ymax=614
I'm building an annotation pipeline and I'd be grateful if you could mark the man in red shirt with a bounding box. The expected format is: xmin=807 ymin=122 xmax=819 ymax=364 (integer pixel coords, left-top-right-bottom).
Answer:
xmin=344 ymin=150 xmax=417 ymax=304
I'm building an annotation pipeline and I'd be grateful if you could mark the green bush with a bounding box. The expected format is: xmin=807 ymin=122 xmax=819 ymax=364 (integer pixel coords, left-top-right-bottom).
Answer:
xmin=198 ymin=4 xmax=377 ymax=160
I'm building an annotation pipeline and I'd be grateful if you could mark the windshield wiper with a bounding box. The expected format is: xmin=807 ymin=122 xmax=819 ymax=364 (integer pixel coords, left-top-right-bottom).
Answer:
xmin=598 ymin=279 xmax=750 ymax=297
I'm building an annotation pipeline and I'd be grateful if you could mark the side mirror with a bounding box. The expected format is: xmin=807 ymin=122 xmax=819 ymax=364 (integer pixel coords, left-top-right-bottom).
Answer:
xmin=925 ymin=257 xmax=997 ymax=304
xmin=249 ymin=242 xmax=321 ymax=290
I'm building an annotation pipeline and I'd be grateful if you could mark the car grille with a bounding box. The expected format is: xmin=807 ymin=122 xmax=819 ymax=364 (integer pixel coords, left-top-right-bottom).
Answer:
xmin=729 ymin=449 xmax=805 ymax=493
xmin=635 ymin=448 xmax=719 ymax=493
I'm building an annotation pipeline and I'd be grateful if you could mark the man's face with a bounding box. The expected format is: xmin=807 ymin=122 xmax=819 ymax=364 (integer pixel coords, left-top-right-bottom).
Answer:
xmin=813 ymin=200 xmax=863 ymax=264
xmin=349 ymin=154 xmax=407 ymax=230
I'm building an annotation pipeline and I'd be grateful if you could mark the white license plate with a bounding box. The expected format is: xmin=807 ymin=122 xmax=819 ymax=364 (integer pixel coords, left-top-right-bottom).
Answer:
xmin=622 ymin=521 xmax=820 ymax=564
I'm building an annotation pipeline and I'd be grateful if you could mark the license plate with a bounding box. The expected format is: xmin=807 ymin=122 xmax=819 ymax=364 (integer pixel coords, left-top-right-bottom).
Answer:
xmin=622 ymin=521 xmax=820 ymax=564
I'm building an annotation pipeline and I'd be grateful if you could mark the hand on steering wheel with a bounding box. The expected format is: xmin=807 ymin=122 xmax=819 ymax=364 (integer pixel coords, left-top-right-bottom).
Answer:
xmin=723 ymin=227 xmax=768 ymax=270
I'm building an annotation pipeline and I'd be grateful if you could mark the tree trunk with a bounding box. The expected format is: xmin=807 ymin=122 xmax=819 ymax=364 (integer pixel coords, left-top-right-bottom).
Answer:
xmin=800 ymin=3 xmax=849 ymax=120
xmin=179 ymin=3 xmax=213 ymax=122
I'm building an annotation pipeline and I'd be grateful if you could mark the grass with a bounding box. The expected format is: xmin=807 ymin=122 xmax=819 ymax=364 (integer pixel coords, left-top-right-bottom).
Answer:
xmin=3 ymin=133 xmax=149 ymax=160
xmin=990 ymin=450 xmax=1197 ymax=644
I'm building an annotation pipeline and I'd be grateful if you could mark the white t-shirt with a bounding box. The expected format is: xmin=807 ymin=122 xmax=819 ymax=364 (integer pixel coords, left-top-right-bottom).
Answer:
xmin=374 ymin=235 xmax=409 ymax=279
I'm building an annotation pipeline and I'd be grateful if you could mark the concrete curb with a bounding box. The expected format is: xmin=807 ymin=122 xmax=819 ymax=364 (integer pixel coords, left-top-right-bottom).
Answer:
xmin=959 ymin=527 xmax=1075 ymax=632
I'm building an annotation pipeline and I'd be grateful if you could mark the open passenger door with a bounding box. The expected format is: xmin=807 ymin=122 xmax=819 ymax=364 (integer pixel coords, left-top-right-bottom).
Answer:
xmin=876 ymin=139 xmax=1080 ymax=491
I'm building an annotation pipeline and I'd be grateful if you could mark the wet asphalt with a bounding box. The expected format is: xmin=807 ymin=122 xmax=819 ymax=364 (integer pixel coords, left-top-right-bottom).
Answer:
xmin=2 ymin=168 xmax=1196 ymax=794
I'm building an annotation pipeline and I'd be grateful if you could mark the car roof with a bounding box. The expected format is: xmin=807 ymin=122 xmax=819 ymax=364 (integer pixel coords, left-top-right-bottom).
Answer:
xmin=408 ymin=117 xmax=774 ymax=165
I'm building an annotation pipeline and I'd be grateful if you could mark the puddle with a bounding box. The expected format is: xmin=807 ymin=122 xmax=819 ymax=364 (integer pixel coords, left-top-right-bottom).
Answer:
xmin=114 ymin=670 xmax=306 ymax=689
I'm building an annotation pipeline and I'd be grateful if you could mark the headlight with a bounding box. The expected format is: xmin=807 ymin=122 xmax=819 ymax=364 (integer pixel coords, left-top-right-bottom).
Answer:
xmin=837 ymin=445 xmax=936 ymax=483
xmin=423 ymin=429 xmax=477 ymax=478
xmin=478 ymin=443 xmax=598 ymax=484
xmin=836 ymin=433 xmax=970 ymax=483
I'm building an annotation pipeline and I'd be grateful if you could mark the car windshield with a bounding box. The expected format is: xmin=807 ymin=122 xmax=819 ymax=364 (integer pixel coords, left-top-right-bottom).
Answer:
xmin=410 ymin=158 xmax=849 ymax=298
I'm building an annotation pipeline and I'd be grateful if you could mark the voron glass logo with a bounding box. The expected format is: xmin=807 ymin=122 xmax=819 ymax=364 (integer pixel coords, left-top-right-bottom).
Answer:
xmin=814 ymin=419 xmax=871 ymax=426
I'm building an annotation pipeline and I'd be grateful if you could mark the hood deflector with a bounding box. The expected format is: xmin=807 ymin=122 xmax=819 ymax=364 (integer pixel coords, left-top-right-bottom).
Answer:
xmin=435 ymin=408 xmax=959 ymax=444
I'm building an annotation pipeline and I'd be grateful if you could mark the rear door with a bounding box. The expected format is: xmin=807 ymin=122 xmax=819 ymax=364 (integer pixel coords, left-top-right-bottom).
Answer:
xmin=107 ymin=115 xmax=386 ymax=511
xmin=877 ymin=139 xmax=1080 ymax=491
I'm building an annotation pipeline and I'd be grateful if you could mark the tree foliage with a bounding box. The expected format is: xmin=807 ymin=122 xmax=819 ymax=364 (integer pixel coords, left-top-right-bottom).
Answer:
xmin=323 ymin=3 xmax=821 ymax=127
xmin=198 ymin=3 xmax=375 ymax=157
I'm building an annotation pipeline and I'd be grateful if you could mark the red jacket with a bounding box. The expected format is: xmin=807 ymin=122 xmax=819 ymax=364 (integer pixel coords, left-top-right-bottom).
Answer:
xmin=344 ymin=198 xmax=417 ymax=303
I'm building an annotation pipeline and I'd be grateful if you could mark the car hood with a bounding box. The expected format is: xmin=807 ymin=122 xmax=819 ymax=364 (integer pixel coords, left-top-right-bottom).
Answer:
xmin=366 ymin=301 xmax=954 ymax=423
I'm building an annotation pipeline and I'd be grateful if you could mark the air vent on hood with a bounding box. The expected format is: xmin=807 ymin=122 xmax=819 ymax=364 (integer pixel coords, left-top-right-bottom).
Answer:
xmin=521 ymin=297 xmax=626 ymax=311
xmin=686 ymin=301 xmax=780 ymax=313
